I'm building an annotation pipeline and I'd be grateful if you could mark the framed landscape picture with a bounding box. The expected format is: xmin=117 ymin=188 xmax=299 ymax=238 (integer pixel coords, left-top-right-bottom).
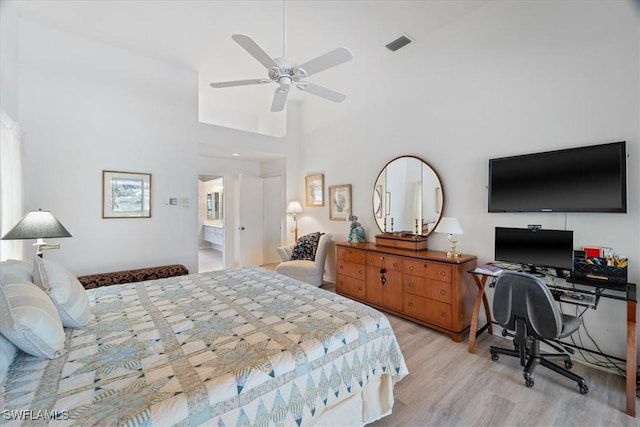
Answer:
xmin=305 ymin=173 xmax=324 ymax=207
xmin=102 ymin=170 xmax=151 ymax=218
xmin=329 ymin=184 xmax=352 ymax=221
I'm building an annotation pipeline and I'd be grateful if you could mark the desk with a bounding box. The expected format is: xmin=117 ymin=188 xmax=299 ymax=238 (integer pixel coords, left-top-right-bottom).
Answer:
xmin=467 ymin=269 xmax=637 ymax=417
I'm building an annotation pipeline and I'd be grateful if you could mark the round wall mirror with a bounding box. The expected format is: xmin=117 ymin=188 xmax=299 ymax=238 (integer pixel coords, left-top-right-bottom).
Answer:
xmin=372 ymin=155 xmax=444 ymax=236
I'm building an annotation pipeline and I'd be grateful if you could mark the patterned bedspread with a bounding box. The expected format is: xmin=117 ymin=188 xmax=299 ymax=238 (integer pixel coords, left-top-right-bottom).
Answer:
xmin=1 ymin=266 xmax=408 ymax=426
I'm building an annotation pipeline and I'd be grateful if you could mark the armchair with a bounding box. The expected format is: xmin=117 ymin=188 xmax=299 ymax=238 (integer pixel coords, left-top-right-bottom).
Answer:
xmin=489 ymin=271 xmax=588 ymax=394
xmin=275 ymin=233 xmax=333 ymax=287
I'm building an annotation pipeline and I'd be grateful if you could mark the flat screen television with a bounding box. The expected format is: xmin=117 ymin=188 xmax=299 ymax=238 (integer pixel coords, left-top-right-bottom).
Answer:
xmin=494 ymin=227 xmax=574 ymax=273
xmin=488 ymin=141 xmax=627 ymax=213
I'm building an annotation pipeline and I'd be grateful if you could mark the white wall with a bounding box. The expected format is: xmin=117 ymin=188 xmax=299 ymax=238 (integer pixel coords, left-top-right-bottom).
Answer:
xmin=8 ymin=1 xmax=638 ymax=362
xmin=15 ymin=18 xmax=288 ymax=276
xmin=1 ymin=1 xmax=20 ymax=120
xmin=17 ymin=19 xmax=203 ymax=274
xmin=295 ymin=1 xmax=639 ymax=360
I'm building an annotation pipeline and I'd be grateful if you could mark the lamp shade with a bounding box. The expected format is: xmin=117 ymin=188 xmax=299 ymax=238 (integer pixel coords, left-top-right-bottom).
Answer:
xmin=435 ymin=217 xmax=463 ymax=235
xmin=1 ymin=209 xmax=72 ymax=240
xmin=286 ymin=201 xmax=303 ymax=214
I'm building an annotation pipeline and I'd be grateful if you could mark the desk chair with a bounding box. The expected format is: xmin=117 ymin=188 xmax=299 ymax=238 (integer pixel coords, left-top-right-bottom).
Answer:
xmin=489 ymin=271 xmax=588 ymax=394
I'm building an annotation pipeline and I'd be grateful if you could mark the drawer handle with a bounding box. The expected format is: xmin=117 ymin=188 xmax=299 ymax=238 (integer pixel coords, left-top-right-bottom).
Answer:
xmin=358 ymin=286 xmax=362 ymax=291
xmin=393 ymin=262 xmax=399 ymax=268
xmin=408 ymin=282 xmax=414 ymax=288
xmin=441 ymin=312 xmax=447 ymax=318
xmin=339 ymin=265 xmax=344 ymax=270
xmin=392 ymin=241 xmax=398 ymax=246
xmin=408 ymin=302 xmax=413 ymax=307
xmin=439 ymin=270 xmax=446 ymax=276
xmin=440 ymin=289 xmax=446 ymax=295
xmin=408 ymin=265 xmax=414 ymax=271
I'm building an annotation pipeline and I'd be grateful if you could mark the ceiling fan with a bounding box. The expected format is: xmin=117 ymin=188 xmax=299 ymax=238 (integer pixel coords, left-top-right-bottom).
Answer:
xmin=209 ymin=2 xmax=353 ymax=112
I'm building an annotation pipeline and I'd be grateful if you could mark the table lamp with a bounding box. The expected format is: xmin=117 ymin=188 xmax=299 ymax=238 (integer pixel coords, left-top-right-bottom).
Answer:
xmin=286 ymin=201 xmax=303 ymax=241
xmin=435 ymin=217 xmax=463 ymax=258
xmin=1 ymin=209 xmax=72 ymax=257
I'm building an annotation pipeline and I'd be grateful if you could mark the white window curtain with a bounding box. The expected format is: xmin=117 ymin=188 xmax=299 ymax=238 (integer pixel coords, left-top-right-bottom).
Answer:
xmin=0 ymin=109 xmax=25 ymax=260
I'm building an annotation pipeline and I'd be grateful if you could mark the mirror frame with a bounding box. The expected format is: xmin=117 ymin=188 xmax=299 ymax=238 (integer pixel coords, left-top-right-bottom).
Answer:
xmin=372 ymin=155 xmax=445 ymax=236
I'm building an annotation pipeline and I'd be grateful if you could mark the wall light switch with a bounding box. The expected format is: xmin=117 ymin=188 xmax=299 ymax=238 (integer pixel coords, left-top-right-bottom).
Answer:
xmin=168 ymin=198 xmax=178 ymax=205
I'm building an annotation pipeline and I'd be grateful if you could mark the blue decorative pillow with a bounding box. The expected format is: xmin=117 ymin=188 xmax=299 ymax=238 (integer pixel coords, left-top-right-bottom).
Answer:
xmin=290 ymin=232 xmax=323 ymax=261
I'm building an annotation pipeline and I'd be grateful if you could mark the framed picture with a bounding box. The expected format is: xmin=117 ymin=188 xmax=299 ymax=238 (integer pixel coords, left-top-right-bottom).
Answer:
xmin=305 ymin=173 xmax=324 ymax=207
xmin=329 ymin=184 xmax=352 ymax=221
xmin=102 ymin=170 xmax=151 ymax=218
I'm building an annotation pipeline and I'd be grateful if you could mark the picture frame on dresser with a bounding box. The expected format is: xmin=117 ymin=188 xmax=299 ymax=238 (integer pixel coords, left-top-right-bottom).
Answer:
xmin=102 ymin=170 xmax=151 ymax=218
xmin=329 ymin=184 xmax=352 ymax=221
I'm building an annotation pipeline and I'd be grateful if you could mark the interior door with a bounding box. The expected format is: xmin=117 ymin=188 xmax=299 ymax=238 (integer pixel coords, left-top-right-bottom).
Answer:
xmin=238 ymin=174 xmax=264 ymax=266
xmin=263 ymin=175 xmax=282 ymax=264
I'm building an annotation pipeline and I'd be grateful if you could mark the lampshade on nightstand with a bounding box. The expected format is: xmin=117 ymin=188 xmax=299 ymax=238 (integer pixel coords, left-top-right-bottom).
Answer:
xmin=1 ymin=209 xmax=72 ymax=257
xmin=435 ymin=217 xmax=463 ymax=258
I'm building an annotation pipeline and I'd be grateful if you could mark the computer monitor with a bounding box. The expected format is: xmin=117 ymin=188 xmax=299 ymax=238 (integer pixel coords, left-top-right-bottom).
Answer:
xmin=494 ymin=227 xmax=574 ymax=274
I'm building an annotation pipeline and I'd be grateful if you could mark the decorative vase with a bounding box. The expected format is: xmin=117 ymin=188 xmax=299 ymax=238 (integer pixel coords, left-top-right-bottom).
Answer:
xmin=348 ymin=215 xmax=366 ymax=243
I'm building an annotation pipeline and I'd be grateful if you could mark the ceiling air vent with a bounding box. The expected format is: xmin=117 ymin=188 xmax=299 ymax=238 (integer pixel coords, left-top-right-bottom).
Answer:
xmin=385 ymin=34 xmax=414 ymax=52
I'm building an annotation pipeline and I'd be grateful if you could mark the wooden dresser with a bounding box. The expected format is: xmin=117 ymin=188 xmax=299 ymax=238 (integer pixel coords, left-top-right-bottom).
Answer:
xmin=335 ymin=242 xmax=477 ymax=341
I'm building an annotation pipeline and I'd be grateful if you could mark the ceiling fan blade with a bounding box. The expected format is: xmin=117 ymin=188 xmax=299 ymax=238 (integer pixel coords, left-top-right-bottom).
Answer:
xmin=298 ymin=82 xmax=346 ymax=103
xmin=210 ymin=79 xmax=271 ymax=88
xmin=271 ymin=87 xmax=289 ymax=112
xmin=298 ymin=47 xmax=353 ymax=78
xmin=232 ymin=34 xmax=279 ymax=70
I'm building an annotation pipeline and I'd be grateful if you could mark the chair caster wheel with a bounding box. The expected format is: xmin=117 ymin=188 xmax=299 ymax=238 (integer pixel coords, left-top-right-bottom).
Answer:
xmin=524 ymin=373 xmax=534 ymax=388
xmin=579 ymin=383 xmax=588 ymax=394
xmin=491 ymin=352 xmax=499 ymax=361
xmin=565 ymin=360 xmax=573 ymax=369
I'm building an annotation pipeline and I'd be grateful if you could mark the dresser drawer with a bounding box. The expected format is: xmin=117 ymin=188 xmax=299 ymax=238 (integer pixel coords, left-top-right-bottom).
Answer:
xmin=404 ymin=294 xmax=452 ymax=329
xmin=366 ymin=253 xmax=403 ymax=271
xmin=403 ymin=260 xmax=451 ymax=282
xmin=404 ymin=275 xmax=452 ymax=304
xmin=336 ymin=275 xmax=366 ymax=299
xmin=336 ymin=247 xmax=366 ymax=264
xmin=337 ymin=260 xmax=366 ymax=280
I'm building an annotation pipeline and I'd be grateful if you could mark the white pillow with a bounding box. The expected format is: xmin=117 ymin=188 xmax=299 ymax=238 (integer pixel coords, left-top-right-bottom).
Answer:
xmin=0 ymin=333 xmax=18 ymax=384
xmin=33 ymin=257 xmax=91 ymax=328
xmin=0 ymin=259 xmax=34 ymax=283
xmin=0 ymin=280 xmax=66 ymax=359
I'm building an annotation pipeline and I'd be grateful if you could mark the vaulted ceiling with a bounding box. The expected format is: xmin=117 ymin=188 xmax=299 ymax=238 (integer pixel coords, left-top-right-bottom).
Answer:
xmin=11 ymin=1 xmax=490 ymax=143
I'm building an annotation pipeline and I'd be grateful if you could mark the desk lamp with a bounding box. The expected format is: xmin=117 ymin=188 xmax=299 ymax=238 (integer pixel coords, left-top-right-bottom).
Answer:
xmin=435 ymin=217 xmax=463 ymax=258
xmin=1 ymin=209 xmax=72 ymax=257
xmin=286 ymin=201 xmax=303 ymax=241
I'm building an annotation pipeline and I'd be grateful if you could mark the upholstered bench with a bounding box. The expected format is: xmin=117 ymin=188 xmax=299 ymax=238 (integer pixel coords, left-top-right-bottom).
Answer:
xmin=77 ymin=264 xmax=189 ymax=289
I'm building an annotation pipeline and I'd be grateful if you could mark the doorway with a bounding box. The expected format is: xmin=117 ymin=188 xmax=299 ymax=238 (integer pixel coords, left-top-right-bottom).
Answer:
xmin=198 ymin=175 xmax=224 ymax=272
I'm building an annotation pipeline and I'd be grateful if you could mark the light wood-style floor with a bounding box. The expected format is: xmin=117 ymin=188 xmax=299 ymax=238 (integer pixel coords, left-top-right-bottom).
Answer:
xmin=369 ymin=313 xmax=639 ymax=427
xmin=261 ymin=267 xmax=638 ymax=426
xmin=320 ymin=284 xmax=637 ymax=427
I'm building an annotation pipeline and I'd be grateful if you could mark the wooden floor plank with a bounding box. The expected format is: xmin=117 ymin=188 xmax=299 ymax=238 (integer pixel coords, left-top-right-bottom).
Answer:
xmin=370 ymin=314 xmax=638 ymax=427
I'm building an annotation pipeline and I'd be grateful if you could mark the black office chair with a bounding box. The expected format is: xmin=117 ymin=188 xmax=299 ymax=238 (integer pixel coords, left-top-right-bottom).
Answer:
xmin=489 ymin=271 xmax=588 ymax=394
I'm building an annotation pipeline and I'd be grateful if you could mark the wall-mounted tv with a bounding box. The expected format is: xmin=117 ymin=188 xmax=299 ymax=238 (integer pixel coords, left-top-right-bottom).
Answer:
xmin=494 ymin=227 xmax=574 ymax=273
xmin=488 ymin=141 xmax=627 ymax=213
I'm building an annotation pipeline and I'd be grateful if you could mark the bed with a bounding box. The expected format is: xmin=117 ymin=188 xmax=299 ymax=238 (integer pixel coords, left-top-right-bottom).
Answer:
xmin=1 ymin=266 xmax=408 ymax=426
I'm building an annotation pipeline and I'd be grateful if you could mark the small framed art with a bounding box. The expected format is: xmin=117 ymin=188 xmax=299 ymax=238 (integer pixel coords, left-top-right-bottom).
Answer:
xmin=305 ymin=173 xmax=324 ymax=207
xmin=329 ymin=184 xmax=352 ymax=221
xmin=102 ymin=170 xmax=151 ymax=218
